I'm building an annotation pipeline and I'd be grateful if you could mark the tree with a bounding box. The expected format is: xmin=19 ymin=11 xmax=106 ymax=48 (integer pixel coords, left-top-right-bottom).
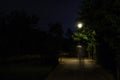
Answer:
xmin=66 ymin=28 xmax=73 ymax=40
xmin=48 ymin=22 xmax=64 ymax=52
xmin=0 ymin=10 xmax=40 ymax=56
xmin=78 ymin=0 xmax=120 ymax=79
xmin=63 ymin=28 xmax=75 ymax=53
xmin=72 ymin=26 xmax=96 ymax=59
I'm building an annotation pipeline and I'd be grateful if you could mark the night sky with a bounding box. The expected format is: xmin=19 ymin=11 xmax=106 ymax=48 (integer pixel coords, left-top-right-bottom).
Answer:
xmin=0 ymin=0 xmax=81 ymax=31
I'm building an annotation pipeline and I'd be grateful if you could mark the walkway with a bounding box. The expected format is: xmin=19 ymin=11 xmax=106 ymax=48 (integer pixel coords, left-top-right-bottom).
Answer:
xmin=46 ymin=58 xmax=115 ymax=80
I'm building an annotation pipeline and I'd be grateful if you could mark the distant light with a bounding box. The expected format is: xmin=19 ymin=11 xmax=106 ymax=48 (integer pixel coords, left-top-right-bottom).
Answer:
xmin=77 ymin=45 xmax=82 ymax=48
xmin=77 ymin=23 xmax=83 ymax=29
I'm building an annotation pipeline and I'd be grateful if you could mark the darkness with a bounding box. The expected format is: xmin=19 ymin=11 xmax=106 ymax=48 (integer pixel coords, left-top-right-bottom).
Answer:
xmin=0 ymin=0 xmax=82 ymax=80
xmin=0 ymin=0 xmax=119 ymax=80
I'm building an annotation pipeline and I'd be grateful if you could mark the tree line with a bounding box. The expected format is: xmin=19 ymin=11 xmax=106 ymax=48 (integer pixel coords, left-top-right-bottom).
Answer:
xmin=0 ymin=10 xmax=74 ymax=58
xmin=78 ymin=0 xmax=120 ymax=79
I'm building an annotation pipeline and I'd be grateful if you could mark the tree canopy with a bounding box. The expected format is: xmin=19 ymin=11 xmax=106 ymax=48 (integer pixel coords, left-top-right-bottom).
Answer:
xmin=78 ymin=0 xmax=120 ymax=78
xmin=73 ymin=25 xmax=96 ymax=59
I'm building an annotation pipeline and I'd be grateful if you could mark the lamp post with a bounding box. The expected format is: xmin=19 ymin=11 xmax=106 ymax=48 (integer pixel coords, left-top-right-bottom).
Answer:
xmin=76 ymin=22 xmax=83 ymax=64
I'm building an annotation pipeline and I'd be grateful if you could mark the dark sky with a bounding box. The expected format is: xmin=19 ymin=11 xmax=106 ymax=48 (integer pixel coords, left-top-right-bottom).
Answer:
xmin=0 ymin=0 xmax=81 ymax=31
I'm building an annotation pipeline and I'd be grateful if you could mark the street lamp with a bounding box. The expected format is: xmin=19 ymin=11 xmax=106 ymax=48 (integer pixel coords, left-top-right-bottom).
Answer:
xmin=76 ymin=22 xmax=84 ymax=64
xmin=77 ymin=22 xmax=83 ymax=29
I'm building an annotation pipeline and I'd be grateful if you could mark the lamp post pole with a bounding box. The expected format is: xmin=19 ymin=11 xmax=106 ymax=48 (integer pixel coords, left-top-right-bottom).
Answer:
xmin=76 ymin=22 xmax=83 ymax=64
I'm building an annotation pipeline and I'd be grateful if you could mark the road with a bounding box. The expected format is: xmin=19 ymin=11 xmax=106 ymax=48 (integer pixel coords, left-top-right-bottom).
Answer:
xmin=46 ymin=57 xmax=115 ymax=80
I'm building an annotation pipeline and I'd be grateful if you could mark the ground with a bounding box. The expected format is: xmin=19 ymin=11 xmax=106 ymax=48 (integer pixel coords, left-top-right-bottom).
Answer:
xmin=0 ymin=64 xmax=54 ymax=80
xmin=46 ymin=57 xmax=115 ymax=80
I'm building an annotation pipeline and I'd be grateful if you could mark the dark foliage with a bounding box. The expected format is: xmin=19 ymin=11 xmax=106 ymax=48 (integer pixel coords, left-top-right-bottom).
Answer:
xmin=78 ymin=0 xmax=120 ymax=79
xmin=0 ymin=10 xmax=74 ymax=65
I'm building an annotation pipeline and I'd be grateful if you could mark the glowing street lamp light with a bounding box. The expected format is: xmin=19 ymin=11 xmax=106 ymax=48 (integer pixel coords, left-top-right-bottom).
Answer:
xmin=77 ymin=23 xmax=83 ymax=29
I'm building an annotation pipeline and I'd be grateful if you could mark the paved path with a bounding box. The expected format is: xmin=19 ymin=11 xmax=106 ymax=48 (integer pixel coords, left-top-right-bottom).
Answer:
xmin=46 ymin=58 xmax=115 ymax=80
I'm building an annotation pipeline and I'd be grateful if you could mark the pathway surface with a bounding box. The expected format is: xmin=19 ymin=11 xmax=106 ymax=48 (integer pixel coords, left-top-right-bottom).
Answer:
xmin=46 ymin=58 xmax=115 ymax=80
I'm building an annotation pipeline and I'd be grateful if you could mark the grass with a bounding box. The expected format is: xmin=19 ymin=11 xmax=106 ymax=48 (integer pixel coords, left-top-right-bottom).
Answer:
xmin=0 ymin=54 xmax=58 ymax=80
xmin=0 ymin=64 xmax=55 ymax=80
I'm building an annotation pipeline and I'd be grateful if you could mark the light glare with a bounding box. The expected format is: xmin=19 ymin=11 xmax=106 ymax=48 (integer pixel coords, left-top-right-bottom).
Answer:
xmin=77 ymin=23 xmax=83 ymax=28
